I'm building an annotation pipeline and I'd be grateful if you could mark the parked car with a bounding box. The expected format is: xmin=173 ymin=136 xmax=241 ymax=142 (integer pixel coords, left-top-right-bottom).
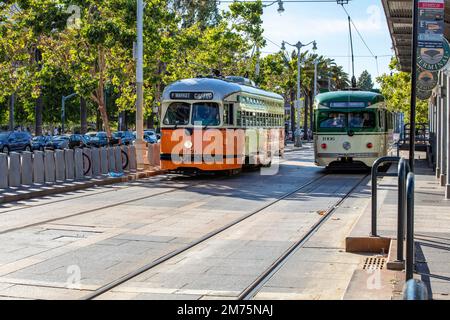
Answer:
xmin=45 ymin=135 xmax=70 ymax=150
xmin=0 ymin=131 xmax=33 ymax=154
xmin=32 ymin=135 xmax=52 ymax=151
xmin=85 ymin=132 xmax=109 ymax=147
xmin=144 ymin=131 xmax=158 ymax=144
xmin=113 ymin=131 xmax=135 ymax=145
xmin=133 ymin=130 xmax=158 ymax=144
xmin=68 ymin=134 xmax=91 ymax=149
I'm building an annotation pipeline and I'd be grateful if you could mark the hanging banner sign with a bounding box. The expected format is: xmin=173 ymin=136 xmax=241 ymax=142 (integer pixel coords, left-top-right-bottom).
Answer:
xmin=417 ymin=38 xmax=450 ymax=71
xmin=417 ymin=89 xmax=433 ymax=100
xmin=417 ymin=68 xmax=438 ymax=90
xmin=418 ymin=0 xmax=445 ymax=49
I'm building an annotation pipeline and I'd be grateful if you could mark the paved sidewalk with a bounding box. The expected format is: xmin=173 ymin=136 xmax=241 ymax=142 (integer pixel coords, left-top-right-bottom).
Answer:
xmin=346 ymin=159 xmax=450 ymax=300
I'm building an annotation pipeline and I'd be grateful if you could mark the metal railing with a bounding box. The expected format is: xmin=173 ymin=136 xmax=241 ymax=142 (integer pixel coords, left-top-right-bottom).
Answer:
xmin=371 ymin=156 xmax=400 ymax=237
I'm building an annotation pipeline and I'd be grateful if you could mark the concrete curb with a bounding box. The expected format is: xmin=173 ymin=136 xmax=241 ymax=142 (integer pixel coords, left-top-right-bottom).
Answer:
xmin=0 ymin=169 xmax=165 ymax=205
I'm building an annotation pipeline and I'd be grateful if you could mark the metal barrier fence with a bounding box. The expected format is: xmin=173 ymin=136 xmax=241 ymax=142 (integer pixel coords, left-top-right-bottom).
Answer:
xmin=0 ymin=145 xmax=138 ymax=189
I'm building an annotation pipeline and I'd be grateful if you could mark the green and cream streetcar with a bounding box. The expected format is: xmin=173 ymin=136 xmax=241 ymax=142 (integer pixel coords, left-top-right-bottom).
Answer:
xmin=313 ymin=91 xmax=394 ymax=169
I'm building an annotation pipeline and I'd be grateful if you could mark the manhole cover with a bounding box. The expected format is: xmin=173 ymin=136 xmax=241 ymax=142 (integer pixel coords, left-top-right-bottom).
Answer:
xmin=363 ymin=257 xmax=386 ymax=270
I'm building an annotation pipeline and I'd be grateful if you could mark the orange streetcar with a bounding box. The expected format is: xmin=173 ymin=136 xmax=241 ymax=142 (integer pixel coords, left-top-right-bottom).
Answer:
xmin=160 ymin=76 xmax=285 ymax=174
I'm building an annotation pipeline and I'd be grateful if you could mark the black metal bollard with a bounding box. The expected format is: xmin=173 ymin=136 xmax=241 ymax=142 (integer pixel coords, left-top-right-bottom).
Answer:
xmin=371 ymin=156 xmax=400 ymax=237
xmin=397 ymin=158 xmax=410 ymax=262
xmin=406 ymin=172 xmax=415 ymax=281
xmin=403 ymin=279 xmax=428 ymax=300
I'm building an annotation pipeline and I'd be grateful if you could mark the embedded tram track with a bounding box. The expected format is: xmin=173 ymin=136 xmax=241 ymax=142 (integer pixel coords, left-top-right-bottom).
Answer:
xmin=82 ymin=173 xmax=336 ymax=300
xmin=238 ymin=173 xmax=369 ymax=300
xmin=0 ymin=174 xmax=237 ymax=236
xmin=0 ymin=151 xmax=299 ymax=236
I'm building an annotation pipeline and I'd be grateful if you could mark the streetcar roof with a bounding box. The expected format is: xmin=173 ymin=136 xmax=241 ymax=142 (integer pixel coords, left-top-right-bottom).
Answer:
xmin=162 ymin=78 xmax=284 ymax=102
xmin=315 ymin=91 xmax=384 ymax=105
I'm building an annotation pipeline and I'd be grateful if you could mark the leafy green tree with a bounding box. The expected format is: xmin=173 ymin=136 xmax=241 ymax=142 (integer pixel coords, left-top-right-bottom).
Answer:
xmin=357 ymin=70 xmax=374 ymax=91
xmin=377 ymin=58 xmax=428 ymax=123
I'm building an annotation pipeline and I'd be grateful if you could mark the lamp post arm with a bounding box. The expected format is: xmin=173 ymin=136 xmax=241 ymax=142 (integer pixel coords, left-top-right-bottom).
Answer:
xmin=262 ymin=0 xmax=278 ymax=7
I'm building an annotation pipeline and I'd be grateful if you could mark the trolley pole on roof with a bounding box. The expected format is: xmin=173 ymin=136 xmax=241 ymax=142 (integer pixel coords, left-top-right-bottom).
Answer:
xmin=409 ymin=0 xmax=419 ymax=172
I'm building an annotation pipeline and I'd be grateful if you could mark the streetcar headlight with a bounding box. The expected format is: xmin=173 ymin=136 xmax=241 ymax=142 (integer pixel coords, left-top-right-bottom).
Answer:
xmin=367 ymin=142 xmax=373 ymax=149
xmin=184 ymin=140 xmax=193 ymax=149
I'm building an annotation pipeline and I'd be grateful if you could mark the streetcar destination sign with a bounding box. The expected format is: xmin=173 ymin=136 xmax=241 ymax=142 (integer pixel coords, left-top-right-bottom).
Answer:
xmin=170 ymin=92 xmax=214 ymax=100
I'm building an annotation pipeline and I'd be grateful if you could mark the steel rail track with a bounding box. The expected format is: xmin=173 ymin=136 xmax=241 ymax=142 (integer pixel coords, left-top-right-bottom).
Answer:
xmin=82 ymin=173 xmax=329 ymax=300
xmin=238 ymin=173 xmax=370 ymax=300
xmin=0 ymin=151 xmax=301 ymax=235
xmin=0 ymin=174 xmax=178 ymax=216
xmin=0 ymin=174 xmax=238 ymax=236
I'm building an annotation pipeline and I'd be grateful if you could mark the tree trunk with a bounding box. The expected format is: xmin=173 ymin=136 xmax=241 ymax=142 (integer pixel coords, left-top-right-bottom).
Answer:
xmin=91 ymin=46 xmax=111 ymax=138
xmin=9 ymin=93 xmax=15 ymax=131
xmin=303 ymin=92 xmax=309 ymax=138
xmin=96 ymin=110 xmax=102 ymax=131
xmin=80 ymin=97 xmax=87 ymax=134
xmin=310 ymin=91 xmax=314 ymax=136
xmin=35 ymin=92 xmax=43 ymax=136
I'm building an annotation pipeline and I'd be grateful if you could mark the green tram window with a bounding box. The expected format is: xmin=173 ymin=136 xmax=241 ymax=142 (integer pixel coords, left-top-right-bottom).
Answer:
xmin=348 ymin=111 xmax=376 ymax=129
xmin=317 ymin=110 xmax=377 ymax=132
xmin=318 ymin=112 xmax=346 ymax=130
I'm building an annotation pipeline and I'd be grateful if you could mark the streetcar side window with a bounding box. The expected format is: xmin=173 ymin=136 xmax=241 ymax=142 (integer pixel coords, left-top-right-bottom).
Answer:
xmin=163 ymin=102 xmax=190 ymax=126
xmin=237 ymin=110 xmax=242 ymax=127
xmin=224 ymin=104 xmax=234 ymax=126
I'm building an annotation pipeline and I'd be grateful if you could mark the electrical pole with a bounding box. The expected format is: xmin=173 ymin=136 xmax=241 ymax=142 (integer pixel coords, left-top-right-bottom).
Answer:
xmin=282 ymin=40 xmax=317 ymax=147
xmin=296 ymin=43 xmax=302 ymax=147
xmin=135 ymin=0 xmax=146 ymax=168
xmin=409 ymin=0 xmax=419 ymax=172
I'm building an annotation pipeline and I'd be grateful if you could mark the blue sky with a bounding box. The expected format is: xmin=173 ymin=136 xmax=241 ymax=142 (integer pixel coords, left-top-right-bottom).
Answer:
xmin=219 ymin=0 xmax=395 ymax=88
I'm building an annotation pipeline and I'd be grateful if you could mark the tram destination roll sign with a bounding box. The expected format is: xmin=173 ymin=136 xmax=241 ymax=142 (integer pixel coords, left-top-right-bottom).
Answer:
xmin=417 ymin=0 xmax=448 ymax=71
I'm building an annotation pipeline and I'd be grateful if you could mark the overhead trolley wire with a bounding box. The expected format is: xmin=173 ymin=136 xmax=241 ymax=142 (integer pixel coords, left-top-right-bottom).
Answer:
xmin=340 ymin=4 xmax=381 ymax=77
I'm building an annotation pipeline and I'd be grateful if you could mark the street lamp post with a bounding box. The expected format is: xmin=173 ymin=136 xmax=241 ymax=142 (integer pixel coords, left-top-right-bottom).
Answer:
xmin=135 ymin=0 xmax=146 ymax=168
xmin=310 ymin=58 xmax=319 ymax=142
xmin=281 ymin=40 xmax=317 ymax=147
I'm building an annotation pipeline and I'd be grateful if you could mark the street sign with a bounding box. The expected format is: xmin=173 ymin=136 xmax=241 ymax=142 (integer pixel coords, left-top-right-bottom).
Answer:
xmin=417 ymin=1 xmax=448 ymax=71
xmin=417 ymin=89 xmax=432 ymax=100
xmin=417 ymin=38 xmax=450 ymax=71
xmin=417 ymin=68 xmax=438 ymax=90
xmin=418 ymin=0 xmax=445 ymax=49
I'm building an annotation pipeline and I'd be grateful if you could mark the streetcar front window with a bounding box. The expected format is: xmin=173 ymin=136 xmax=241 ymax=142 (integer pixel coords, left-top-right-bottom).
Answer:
xmin=163 ymin=102 xmax=190 ymax=125
xmin=319 ymin=112 xmax=346 ymax=129
xmin=191 ymin=102 xmax=220 ymax=126
xmin=348 ymin=112 xmax=376 ymax=129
